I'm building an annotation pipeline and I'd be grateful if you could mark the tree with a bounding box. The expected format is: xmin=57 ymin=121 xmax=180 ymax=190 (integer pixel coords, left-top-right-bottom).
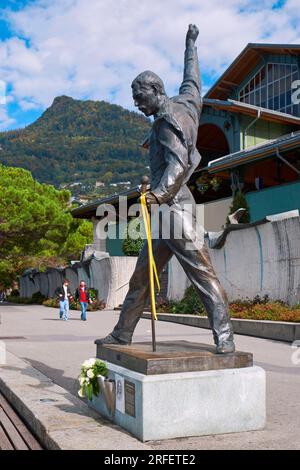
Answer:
xmin=0 ymin=165 xmax=92 ymax=288
xmin=227 ymin=191 xmax=250 ymax=224
xmin=122 ymin=218 xmax=144 ymax=256
xmin=62 ymin=219 xmax=93 ymax=259
xmin=102 ymin=171 xmax=113 ymax=184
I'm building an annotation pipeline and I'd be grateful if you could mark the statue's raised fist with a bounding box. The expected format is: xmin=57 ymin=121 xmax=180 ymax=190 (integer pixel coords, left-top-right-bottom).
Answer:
xmin=186 ymin=24 xmax=199 ymax=43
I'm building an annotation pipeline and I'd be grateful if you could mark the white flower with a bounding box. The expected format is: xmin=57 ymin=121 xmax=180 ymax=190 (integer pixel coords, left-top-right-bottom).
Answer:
xmin=78 ymin=388 xmax=84 ymax=398
xmin=79 ymin=377 xmax=85 ymax=386
xmin=82 ymin=358 xmax=96 ymax=368
xmin=87 ymin=369 xmax=94 ymax=379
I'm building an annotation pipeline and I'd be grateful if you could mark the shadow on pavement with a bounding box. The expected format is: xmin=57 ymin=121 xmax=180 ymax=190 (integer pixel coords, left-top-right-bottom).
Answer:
xmin=26 ymin=358 xmax=80 ymax=396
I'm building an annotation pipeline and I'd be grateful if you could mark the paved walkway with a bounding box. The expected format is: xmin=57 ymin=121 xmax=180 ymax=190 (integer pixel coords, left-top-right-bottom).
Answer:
xmin=0 ymin=303 xmax=299 ymax=449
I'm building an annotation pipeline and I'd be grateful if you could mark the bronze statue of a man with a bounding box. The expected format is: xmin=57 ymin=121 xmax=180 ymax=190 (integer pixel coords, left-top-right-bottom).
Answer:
xmin=97 ymin=24 xmax=235 ymax=354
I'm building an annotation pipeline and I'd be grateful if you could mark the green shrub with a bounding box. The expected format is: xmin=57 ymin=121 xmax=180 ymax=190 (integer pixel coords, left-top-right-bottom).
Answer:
xmin=227 ymin=191 xmax=250 ymax=224
xmin=88 ymin=288 xmax=98 ymax=301
xmin=157 ymin=285 xmax=205 ymax=315
xmin=7 ymin=291 xmax=46 ymax=305
xmin=43 ymin=298 xmax=59 ymax=308
xmin=10 ymin=289 xmax=20 ymax=297
xmin=157 ymin=290 xmax=300 ymax=322
xmin=6 ymin=296 xmax=32 ymax=304
xmin=43 ymin=297 xmax=105 ymax=311
xmin=31 ymin=291 xmax=47 ymax=304
xmin=122 ymin=218 xmax=144 ymax=256
xmin=229 ymin=299 xmax=300 ymax=322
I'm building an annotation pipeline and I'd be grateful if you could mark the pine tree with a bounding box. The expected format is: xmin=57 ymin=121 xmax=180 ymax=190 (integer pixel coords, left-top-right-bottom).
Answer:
xmin=0 ymin=165 xmax=93 ymax=288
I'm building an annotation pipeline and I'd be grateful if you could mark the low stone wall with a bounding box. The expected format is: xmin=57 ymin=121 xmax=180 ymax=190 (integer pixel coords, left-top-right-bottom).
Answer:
xmin=19 ymin=213 xmax=300 ymax=308
xmin=20 ymin=255 xmax=138 ymax=309
xmin=141 ymin=312 xmax=300 ymax=342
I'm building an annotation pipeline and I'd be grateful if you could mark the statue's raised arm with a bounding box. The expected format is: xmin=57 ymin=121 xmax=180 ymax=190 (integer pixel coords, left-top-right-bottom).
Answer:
xmin=179 ymin=24 xmax=201 ymax=113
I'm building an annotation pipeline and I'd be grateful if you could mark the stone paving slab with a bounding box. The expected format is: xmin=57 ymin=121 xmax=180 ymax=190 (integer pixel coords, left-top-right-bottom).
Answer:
xmin=0 ymin=351 xmax=149 ymax=450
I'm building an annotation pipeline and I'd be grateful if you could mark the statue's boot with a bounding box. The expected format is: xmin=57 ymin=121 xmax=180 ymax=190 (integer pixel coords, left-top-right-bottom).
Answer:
xmin=95 ymin=334 xmax=131 ymax=346
xmin=216 ymin=340 xmax=235 ymax=354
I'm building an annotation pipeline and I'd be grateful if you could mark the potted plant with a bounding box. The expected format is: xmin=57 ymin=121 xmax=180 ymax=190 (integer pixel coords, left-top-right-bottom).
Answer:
xmin=210 ymin=176 xmax=222 ymax=192
xmin=196 ymin=174 xmax=210 ymax=194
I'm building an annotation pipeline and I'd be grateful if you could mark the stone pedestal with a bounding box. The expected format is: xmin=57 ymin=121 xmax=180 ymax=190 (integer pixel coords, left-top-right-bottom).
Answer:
xmin=90 ymin=341 xmax=266 ymax=442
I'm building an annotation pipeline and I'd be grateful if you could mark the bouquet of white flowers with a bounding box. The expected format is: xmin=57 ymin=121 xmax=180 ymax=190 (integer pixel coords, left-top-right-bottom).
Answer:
xmin=78 ymin=358 xmax=108 ymax=401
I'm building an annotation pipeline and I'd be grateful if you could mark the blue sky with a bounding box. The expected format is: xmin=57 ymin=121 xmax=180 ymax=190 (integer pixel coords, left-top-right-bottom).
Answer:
xmin=0 ymin=0 xmax=299 ymax=131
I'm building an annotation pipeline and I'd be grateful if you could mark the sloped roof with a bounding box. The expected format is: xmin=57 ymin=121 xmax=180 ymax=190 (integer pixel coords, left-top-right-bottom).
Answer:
xmin=203 ymin=98 xmax=300 ymax=126
xmin=208 ymin=130 xmax=300 ymax=173
xmin=72 ymin=187 xmax=139 ymax=219
xmin=205 ymin=43 xmax=300 ymax=101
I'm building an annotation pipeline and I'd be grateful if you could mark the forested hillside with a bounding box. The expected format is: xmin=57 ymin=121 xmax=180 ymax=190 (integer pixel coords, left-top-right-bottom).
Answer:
xmin=0 ymin=96 xmax=151 ymax=193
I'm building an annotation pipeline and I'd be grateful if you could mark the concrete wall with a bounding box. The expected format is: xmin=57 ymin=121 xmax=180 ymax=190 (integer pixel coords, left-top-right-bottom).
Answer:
xmin=108 ymin=257 xmax=138 ymax=308
xmin=168 ymin=214 xmax=300 ymax=305
xmin=201 ymin=196 xmax=232 ymax=231
xmin=20 ymin=256 xmax=138 ymax=310
xmin=20 ymin=211 xmax=300 ymax=307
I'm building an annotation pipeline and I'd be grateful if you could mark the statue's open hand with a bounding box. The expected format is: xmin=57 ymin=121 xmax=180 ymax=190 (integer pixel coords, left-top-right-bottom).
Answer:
xmin=186 ymin=24 xmax=199 ymax=44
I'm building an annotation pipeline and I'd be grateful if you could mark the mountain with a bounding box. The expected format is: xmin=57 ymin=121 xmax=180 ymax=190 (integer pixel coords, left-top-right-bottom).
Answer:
xmin=0 ymin=96 xmax=151 ymax=193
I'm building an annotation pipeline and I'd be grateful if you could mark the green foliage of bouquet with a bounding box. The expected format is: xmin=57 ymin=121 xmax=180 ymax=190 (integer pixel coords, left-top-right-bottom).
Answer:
xmin=78 ymin=358 xmax=108 ymax=401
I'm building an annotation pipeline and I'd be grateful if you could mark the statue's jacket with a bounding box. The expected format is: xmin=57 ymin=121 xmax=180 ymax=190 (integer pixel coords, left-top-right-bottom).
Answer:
xmin=150 ymin=44 xmax=202 ymax=210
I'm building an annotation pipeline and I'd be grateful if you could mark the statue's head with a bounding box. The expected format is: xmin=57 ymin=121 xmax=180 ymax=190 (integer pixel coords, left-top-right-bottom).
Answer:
xmin=131 ymin=71 xmax=166 ymax=117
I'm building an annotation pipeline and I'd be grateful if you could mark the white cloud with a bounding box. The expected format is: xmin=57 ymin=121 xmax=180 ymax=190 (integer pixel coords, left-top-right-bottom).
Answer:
xmin=0 ymin=106 xmax=15 ymax=129
xmin=0 ymin=0 xmax=299 ymax=127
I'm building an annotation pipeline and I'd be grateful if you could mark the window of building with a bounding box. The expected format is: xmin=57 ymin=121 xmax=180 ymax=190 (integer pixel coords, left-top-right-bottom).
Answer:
xmin=239 ymin=63 xmax=299 ymax=116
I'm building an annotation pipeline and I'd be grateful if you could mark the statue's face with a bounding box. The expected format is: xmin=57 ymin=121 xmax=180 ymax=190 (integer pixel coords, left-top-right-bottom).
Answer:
xmin=132 ymin=84 xmax=159 ymax=117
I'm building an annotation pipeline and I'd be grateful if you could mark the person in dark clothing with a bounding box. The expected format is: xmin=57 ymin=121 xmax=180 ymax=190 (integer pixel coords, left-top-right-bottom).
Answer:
xmin=75 ymin=281 xmax=91 ymax=321
xmin=55 ymin=279 xmax=73 ymax=321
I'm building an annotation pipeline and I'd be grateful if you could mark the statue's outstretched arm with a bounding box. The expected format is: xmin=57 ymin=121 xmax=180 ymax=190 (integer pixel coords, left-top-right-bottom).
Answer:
xmin=179 ymin=24 xmax=201 ymax=108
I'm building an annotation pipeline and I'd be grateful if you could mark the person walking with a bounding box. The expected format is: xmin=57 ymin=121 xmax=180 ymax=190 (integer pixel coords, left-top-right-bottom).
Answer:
xmin=75 ymin=281 xmax=91 ymax=321
xmin=55 ymin=279 xmax=73 ymax=321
